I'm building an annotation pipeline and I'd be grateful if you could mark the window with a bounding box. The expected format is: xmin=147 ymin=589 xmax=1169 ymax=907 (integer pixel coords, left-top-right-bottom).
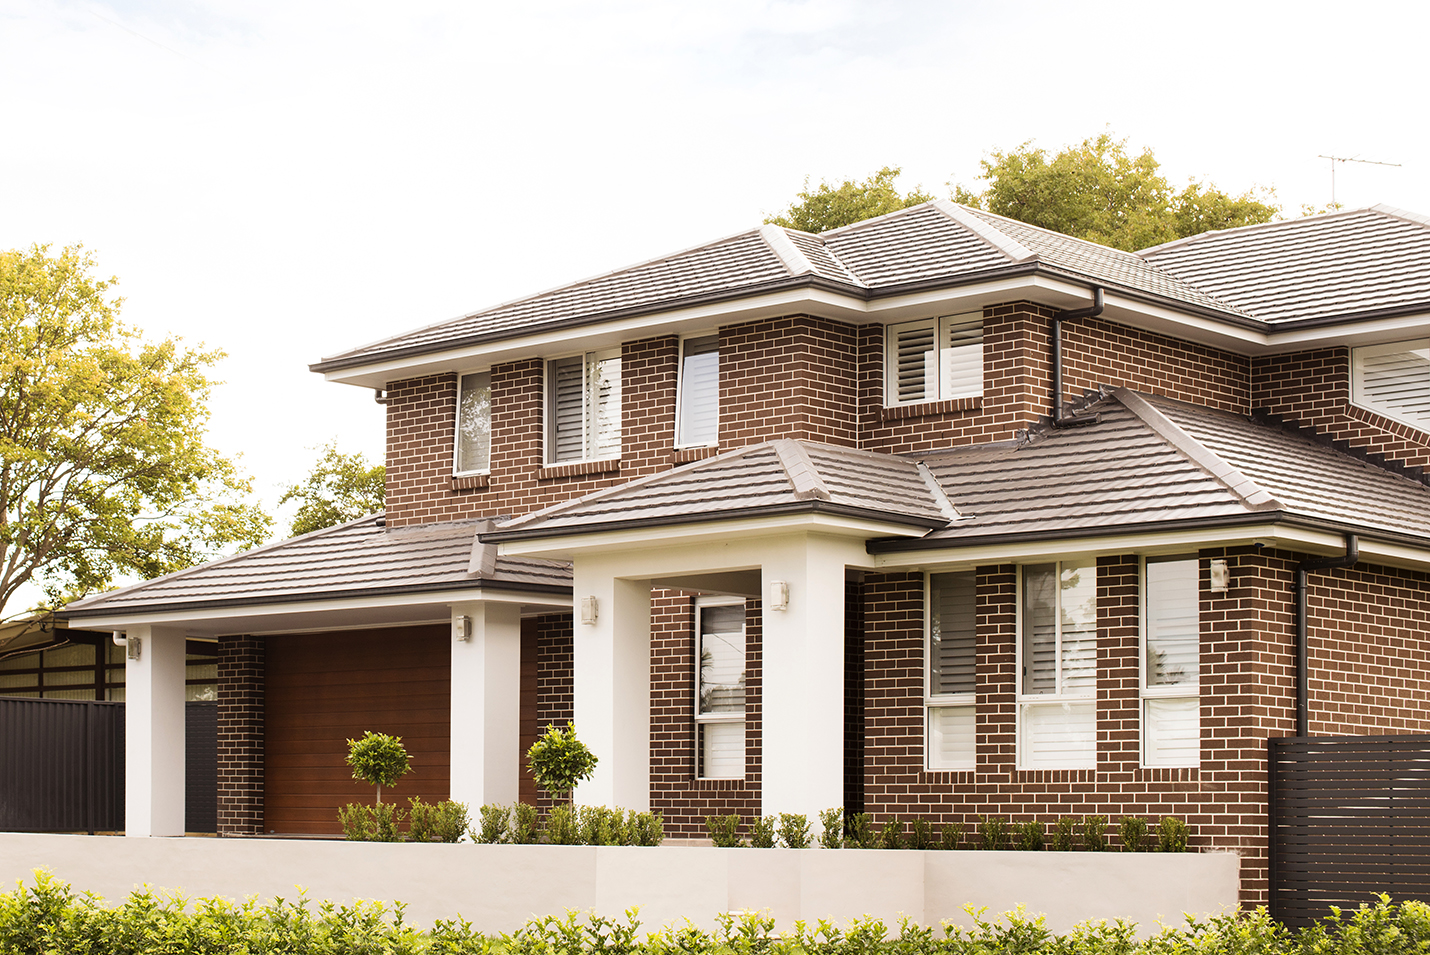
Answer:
xmin=1352 ymin=339 xmax=1430 ymax=432
xmin=927 ymin=571 xmax=976 ymax=770
xmin=547 ymin=350 xmax=621 ymax=464
xmin=1143 ymin=557 xmax=1199 ymax=767
xmin=1018 ymin=560 xmax=1097 ymax=769
xmin=885 ymin=313 xmax=983 ymax=406
xmin=676 ymin=336 xmax=719 ymax=447
xmin=455 ymin=372 xmax=491 ymax=474
xmin=695 ymin=597 xmax=745 ymax=779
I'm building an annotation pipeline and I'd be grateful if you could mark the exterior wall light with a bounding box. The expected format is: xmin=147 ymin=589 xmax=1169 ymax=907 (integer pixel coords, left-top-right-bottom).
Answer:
xmin=767 ymin=580 xmax=790 ymax=611
xmin=1209 ymin=559 xmax=1231 ymax=593
xmin=114 ymin=631 xmax=141 ymax=661
xmin=452 ymin=615 xmax=473 ymax=642
xmin=580 ymin=596 xmax=599 ymax=625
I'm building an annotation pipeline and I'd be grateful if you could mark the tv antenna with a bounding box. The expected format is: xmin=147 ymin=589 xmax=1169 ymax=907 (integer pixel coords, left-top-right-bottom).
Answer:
xmin=1318 ymin=154 xmax=1401 ymax=207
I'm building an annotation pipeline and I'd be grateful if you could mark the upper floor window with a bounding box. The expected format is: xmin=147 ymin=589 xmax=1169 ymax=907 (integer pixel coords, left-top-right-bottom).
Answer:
xmin=885 ymin=313 xmax=983 ymax=406
xmin=676 ymin=336 xmax=719 ymax=447
xmin=1018 ymin=560 xmax=1097 ymax=770
xmin=455 ymin=372 xmax=491 ymax=474
xmin=695 ymin=597 xmax=745 ymax=779
xmin=927 ymin=571 xmax=976 ymax=771
xmin=547 ymin=350 xmax=621 ymax=464
xmin=1352 ymin=339 xmax=1430 ymax=432
xmin=1143 ymin=557 xmax=1199 ymax=768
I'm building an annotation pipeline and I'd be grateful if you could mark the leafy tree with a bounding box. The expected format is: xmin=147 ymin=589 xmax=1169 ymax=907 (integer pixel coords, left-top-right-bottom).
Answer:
xmin=764 ymin=165 xmax=933 ymax=234
xmin=952 ymin=131 xmax=1279 ymax=250
xmin=345 ymin=730 xmax=412 ymax=805
xmin=278 ymin=442 xmax=384 ymax=537
xmin=0 ymin=244 xmax=270 ymax=616
xmin=526 ymin=721 xmax=598 ymax=806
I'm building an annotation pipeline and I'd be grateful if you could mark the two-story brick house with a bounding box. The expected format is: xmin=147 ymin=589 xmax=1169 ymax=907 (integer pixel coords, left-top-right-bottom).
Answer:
xmin=66 ymin=201 xmax=1430 ymax=906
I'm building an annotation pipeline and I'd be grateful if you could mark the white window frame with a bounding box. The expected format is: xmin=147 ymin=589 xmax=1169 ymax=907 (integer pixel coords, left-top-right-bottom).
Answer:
xmin=675 ymin=334 xmax=719 ymax=449
xmin=453 ymin=370 xmax=492 ymax=476
xmin=884 ymin=312 xmax=984 ymax=407
xmin=925 ymin=571 xmax=977 ymax=771
xmin=1351 ymin=338 xmax=1430 ymax=434
xmin=545 ymin=348 xmax=621 ymax=465
xmin=1140 ymin=556 xmax=1201 ymax=769
xmin=1015 ymin=559 xmax=1098 ymax=771
xmin=694 ymin=596 xmax=745 ymax=780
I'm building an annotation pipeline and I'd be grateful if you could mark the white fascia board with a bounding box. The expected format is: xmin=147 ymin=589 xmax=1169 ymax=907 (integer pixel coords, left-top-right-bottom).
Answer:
xmin=75 ymin=587 xmax=572 ymax=635
xmin=1264 ymin=311 xmax=1430 ymax=352
xmin=872 ymin=523 xmax=1430 ymax=574
xmin=496 ymin=513 xmax=927 ymax=561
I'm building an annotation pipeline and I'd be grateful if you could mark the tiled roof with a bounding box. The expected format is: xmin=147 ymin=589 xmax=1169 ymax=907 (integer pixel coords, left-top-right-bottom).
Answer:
xmin=1140 ymin=205 xmax=1430 ymax=323
xmin=64 ymin=515 xmax=570 ymax=617
xmin=817 ymin=204 xmax=1011 ymax=286
xmin=483 ymin=439 xmax=952 ymax=540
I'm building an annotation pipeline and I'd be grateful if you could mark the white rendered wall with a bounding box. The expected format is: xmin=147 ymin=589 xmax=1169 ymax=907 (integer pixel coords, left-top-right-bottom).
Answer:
xmin=123 ymin=625 xmax=188 ymax=837
xmin=0 ymin=833 xmax=1241 ymax=935
xmin=449 ymin=601 xmax=523 ymax=808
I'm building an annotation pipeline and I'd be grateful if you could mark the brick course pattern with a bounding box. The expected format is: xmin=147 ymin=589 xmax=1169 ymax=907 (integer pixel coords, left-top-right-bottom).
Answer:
xmin=532 ymin=613 xmax=575 ymax=814
xmin=718 ymin=316 xmax=858 ymax=448
xmin=216 ymin=634 xmax=264 ymax=836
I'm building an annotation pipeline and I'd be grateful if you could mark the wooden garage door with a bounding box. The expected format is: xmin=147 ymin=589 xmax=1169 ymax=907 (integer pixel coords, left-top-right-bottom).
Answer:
xmin=264 ymin=626 xmax=449 ymax=835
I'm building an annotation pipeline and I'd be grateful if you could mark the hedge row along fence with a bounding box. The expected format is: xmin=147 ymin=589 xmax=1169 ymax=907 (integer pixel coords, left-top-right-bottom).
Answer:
xmin=1 ymin=872 xmax=1423 ymax=954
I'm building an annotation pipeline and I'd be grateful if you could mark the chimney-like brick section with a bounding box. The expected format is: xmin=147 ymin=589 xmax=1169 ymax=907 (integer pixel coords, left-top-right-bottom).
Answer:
xmin=216 ymin=634 xmax=264 ymax=836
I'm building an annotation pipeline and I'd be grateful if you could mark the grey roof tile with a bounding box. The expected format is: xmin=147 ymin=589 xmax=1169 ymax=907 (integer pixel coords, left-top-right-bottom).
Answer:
xmin=818 ymin=204 xmax=1013 ymax=286
xmin=65 ymin=515 xmax=570 ymax=616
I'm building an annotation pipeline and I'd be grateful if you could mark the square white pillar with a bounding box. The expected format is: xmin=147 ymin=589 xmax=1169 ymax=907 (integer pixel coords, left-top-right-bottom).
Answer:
xmin=572 ymin=563 xmax=651 ymax=810
xmin=124 ymin=625 xmax=188 ymax=836
xmin=449 ymin=601 xmax=523 ymax=808
xmin=760 ymin=537 xmax=847 ymax=822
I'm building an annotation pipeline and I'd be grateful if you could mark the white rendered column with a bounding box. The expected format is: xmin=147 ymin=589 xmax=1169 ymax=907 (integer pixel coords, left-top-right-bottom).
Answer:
xmin=572 ymin=559 xmax=651 ymax=810
xmin=124 ymin=625 xmax=188 ymax=836
xmin=760 ymin=536 xmax=847 ymax=822
xmin=449 ymin=601 xmax=523 ymax=808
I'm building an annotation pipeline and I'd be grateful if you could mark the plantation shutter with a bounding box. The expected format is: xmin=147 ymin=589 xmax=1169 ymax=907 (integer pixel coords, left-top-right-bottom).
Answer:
xmin=677 ymin=336 xmax=719 ymax=446
xmin=1021 ymin=701 xmax=1096 ymax=769
xmin=587 ymin=352 xmax=621 ymax=460
xmin=548 ymin=356 xmax=585 ymax=463
xmin=890 ymin=319 xmax=937 ymax=404
xmin=1146 ymin=559 xmax=1199 ymax=687
xmin=940 ymin=314 xmax=983 ymax=399
xmin=1022 ymin=564 xmax=1057 ymax=695
xmin=455 ymin=372 xmax=491 ymax=474
xmin=928 ymin=704 xmax=975 ymax=769
xmin=1058 ymin=562 xmax=1098 ymax=695
xmin=930 ymin=571 xmax=977 ymax=695
xmin=1357 ymin=342 xmax=1430 ymax=429
xmin=1144 ymin=697 xmax=1199 ymax=767
xmin=698 ymin=722 xmax=744 ymax=779
xmin=698 ymin=603 xmax=745 ymax=715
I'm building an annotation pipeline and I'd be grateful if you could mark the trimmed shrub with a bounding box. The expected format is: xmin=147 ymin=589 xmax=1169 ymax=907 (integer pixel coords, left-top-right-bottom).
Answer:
xmin=777 ymin=813 xmax=811 ymax=849
xmin=818 ymin=807 xmax=843 ymax=848
xmin=1014 ymin=820 xmax=1045 ymax=851
xmin=977 ymin=815 xmax=1010 ymax=851
xmin=408 ymin=798 xmax=468 ymax=843
xmin=526 ymin=722 xmax=598 ymax=806
xmin=845 ymin=812 xmax=875 ymax=849
xmin=706 ymin=813 xmax=742 ymax=848
xmin=1050 ymin=816 xmax=1078 ymax=851
xmin=629 ymin=810 xmax=664 ymax=847
xmin=545 ymin=805 xmax=581 ymax=845
xmin=579 ymin=805 xmax=627 ymax=846
xmin=1158 ymin=815 xmax=1189 ymax=852
xmin=940 ymin=822 xmax=964 ymax=850
xmin=338 ymin=802 xmax=405 ymax=842
xmin=1082 ymin=814 xmax=1109 ymax=852
xmin=344 ymin=731 xmax=413 ymax=806
xmin=511 ymin=802 xmax=542 ymax=844
xmin=879 ymin=818 xmax=905 ymax=850
xmin=750 ymin=815 xmax=776 ymax=848
xmin=1119 ymin=816 xmax=1149 ymax=852
xmin=907 ymin=817 xmax=934 ymax=850
xmin=474 ymin=803 xmax=510 ymax=844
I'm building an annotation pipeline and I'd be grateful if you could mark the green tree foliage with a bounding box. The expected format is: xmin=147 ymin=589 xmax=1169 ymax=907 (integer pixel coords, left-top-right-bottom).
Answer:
xmin=952 ymin=131 xmax=1280 ymax=250
xmin=526 ymin=721 xmax=598 ymax=805
xmin=345 ymin=730 xmax=412 ymax=805
xmin=278 ymin=441 xmax=385 ymax=537
xmin=764 ymin=166 xmax=933 ymax=234
xmin=0 ymin=244 xmax=270 ymax=615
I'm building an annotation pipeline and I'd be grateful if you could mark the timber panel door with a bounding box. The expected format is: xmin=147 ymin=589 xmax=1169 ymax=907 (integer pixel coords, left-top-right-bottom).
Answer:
xmin=264 ymin=626 xmax=450 ymax=835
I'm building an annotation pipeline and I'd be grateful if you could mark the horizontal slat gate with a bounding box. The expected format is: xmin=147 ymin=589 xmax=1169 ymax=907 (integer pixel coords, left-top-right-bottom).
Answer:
xmin=1269 ymin=735 xmax=1430 ymax=926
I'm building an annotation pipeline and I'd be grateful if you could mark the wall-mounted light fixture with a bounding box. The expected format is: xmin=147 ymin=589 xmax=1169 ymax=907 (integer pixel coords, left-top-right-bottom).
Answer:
xmin=767 ymin=580 xmax=790 ymax=611
xmin=580 ymin=596 xmax=599 ymax=625
xmin=1209 ymin=558 xmax=1231 ymax=593
xmin=452 ymin=615 xmax=473 ymax=642
xmin=113 ymin=632 xmax=142 ymax=661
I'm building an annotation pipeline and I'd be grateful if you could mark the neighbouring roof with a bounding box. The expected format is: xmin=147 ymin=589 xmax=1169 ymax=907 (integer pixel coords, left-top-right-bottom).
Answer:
xmin=63 ymin=515 xmax=571 ymax=618
xmin=1141 ymin=205 xmax=1430 ymax=323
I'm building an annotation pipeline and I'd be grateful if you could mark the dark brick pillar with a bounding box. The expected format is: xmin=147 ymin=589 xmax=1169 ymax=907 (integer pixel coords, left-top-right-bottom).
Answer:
xmin=216 ymin=634 xmax=264 ymax=835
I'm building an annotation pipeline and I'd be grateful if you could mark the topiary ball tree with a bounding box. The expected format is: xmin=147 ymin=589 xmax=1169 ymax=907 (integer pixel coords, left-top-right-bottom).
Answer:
xmin=526 ymin=721 xmax=598 ymax=806
xmin=345 ymin=730 xmax=413 ymax=805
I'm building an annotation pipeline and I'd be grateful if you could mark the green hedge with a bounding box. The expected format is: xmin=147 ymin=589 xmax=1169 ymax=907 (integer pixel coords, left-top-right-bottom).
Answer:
xmin=3 ymin=870 xmax=1428 ymax=954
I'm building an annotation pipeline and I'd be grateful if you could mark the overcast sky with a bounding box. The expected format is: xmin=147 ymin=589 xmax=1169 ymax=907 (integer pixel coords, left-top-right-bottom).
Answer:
xmin=2 ymin=0 xmax=1426 ymax=544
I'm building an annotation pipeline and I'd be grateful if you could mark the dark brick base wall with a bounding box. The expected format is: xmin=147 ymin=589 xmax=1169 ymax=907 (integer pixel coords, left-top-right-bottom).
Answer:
xmin=216 ymin=634 xmax=264 ymax=836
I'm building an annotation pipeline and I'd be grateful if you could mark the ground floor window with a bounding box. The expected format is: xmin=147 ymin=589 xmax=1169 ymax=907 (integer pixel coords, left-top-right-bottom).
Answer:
xmin=1143 ymin=557 xmax=1200 ymax=767
xmin=927 ymin=571 xmax=976 ymax=770
xmin=1018 ymin=560 xmax=1097 ymax=769
xmin=695 ymin=597 xmax=745 ymax=779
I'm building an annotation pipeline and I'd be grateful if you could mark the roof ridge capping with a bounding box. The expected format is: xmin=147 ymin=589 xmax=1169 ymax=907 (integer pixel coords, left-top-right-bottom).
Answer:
xmin=771 ymin=439 xmax=831 ymax=501
xmin=757 ymin=224 xmax=817 ymax=277
xmin=1111 ymin=389 xmax=1282 ymax=511
xmin=1369 ymin=203 xmax=1430 ymax=230
xmin=932 ymin=200 xmax=1038 ymax=263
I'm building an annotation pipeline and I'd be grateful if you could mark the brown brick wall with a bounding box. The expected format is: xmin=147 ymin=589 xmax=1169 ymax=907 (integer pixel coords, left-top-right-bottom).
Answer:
xmin=1063 ymin=316 xmax=1250 ymax=413
xmin=216 ymin=633 xmax=264 ymax=836
xmin=532 ymin=612 xmax=574 ymax=812
xmin=719 ymin=316 xmax=859 ymax=448
xmin=649 ymin=592 xmax=763 ymax=837
xmin=1253 ymin=347 xmax=1430 ymax=470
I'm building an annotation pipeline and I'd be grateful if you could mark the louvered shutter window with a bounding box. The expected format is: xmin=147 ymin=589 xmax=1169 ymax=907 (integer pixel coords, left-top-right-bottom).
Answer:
xmin=696 ymin=598 xmax=745 ymax=779
xmin=891 ymin=319 xmax=937 ymax=404
xmin=677 ymin=336 xmax=719 ymax=447
xmin=942 ymin=315 xmax=984 ymax=399
xmin=887 ymin=313 xmax=983 ymax=406
xmin=928 ymin=571 xmax=976 ymax=770
xmin=587 ymin=352 xmax=621 ymax=460
xmin=1353 ymin=340 xmax=1430 ymax=431
xmin=455 ymin=372 xmax=491 ymax=474
xmin=1143 ymin=557 xmax=1200 ymax=767
xmin=547 ymin=351 xmax=621 ymax=464
xmin=1018 ymin=561 xmax=1097 ymax=769
xmin=548 ymin=356 xmax=585 ymax=463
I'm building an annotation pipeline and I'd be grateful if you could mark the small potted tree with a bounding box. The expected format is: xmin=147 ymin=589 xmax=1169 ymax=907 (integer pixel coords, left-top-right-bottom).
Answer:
xmin=338 ymin=730 xmax=414 ymax=841
xmin=526 ymin=721 xmax=598 ymax=807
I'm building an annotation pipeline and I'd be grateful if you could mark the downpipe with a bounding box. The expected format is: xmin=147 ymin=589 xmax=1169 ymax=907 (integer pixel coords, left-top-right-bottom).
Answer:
xmin=1295 ymin=534 xmax=1358 ymax=737
xmin=1051 ymin=287 xmax=1104 ymax=425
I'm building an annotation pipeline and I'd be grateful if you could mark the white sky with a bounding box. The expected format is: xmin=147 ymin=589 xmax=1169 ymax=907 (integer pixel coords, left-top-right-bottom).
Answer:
xmin=2 ymin=0 xmax=1427 ymax=551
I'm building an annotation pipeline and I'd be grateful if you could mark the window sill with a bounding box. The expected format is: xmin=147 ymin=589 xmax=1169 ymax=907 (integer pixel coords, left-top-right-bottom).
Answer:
xmin=673 ymin=445 xmax=720 ymax=464
xmin=882 ymin=396 xmax=982 ymax=421
xmin=538 ymin=458 xmax=621 ymax=480
xmin=451 ymin=473 xmax=490 ymax=491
